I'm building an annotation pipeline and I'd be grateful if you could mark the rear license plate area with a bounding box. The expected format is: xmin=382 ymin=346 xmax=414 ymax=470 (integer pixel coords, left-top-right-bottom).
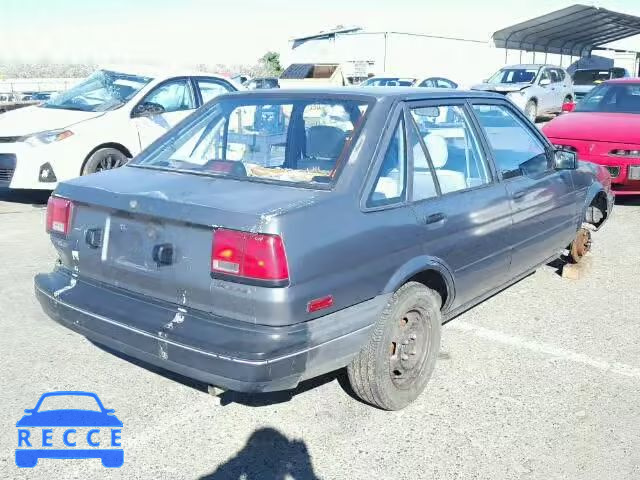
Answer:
xmin=107 ymin=217 xmax=162 ymax=270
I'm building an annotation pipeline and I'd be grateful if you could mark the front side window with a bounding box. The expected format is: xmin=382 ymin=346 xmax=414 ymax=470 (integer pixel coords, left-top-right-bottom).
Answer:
xmin=411 ymin=105 xmax=490 ymax=194
xmin=42 ymin=70 xmax=152 ymax=112
xmin=196 ymin=78 xmax=233 ymax=104
xmin=132 ymin=96 xmax=371 ymax=188
xmin=369 ymin=118 xmax=406 ymax=206
xmin=143 ymin=79 xmax=195 ymax=113
xmin=540 ymin=70 xmax=551 ymax=84
xmin=576 ymin=83 xmax=640 ymax=114
xmin=418 ymin=79 xmax=436 ymax=88
xmin=472 ymin=104 xmax=549 ymax=180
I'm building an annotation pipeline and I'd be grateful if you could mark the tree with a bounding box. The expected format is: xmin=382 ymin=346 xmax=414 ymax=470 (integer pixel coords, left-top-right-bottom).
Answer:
xmin=259 ymin=51 xmax=283 ymax=76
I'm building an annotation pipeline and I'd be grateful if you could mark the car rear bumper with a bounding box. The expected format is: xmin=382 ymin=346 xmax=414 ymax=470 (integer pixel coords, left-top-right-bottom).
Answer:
xmin=35 ymin=269 xmax=386 ymax=393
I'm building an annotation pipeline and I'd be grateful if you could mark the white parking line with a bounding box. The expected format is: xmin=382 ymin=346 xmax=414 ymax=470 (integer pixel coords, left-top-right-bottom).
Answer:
xmin=449 ymin=321 xmax=640 ymax=379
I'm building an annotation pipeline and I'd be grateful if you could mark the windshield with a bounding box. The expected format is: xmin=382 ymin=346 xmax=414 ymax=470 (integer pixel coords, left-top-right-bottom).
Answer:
xmin=572 ymin=68 xmax=626 ymax=85
xmin=361 ymin=78 xmax=415 ymax=86
xmin=132 ymin=96 xmax=372 ymax=187
xmin=488 ymin=68 xmax=539 ymax=84
xmin=576 ymin=83 xmax=640 ymax=114
xmin=37 ymin=395 xmax=102 ymax=412
xmin=42 ymin=70 xmax=152 ymax=112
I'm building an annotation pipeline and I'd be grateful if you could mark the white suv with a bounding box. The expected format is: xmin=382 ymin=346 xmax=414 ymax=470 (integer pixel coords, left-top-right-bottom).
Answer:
xmin=472 ymin=64 xmax=574 ymax=122
xmin=0 ymin=66 xmax=239 ymax=190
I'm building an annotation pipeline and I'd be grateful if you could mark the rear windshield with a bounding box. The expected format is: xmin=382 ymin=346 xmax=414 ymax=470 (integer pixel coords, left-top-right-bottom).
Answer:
xmin=572 ymin=69 xmax=626 ymax=85
xmin=132 ymin=96 xmax=372 ymax=187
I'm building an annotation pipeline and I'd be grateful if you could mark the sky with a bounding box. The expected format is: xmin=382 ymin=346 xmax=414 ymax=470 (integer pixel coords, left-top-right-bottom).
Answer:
xmin=1 ymin=0 xmax=640 ymax=66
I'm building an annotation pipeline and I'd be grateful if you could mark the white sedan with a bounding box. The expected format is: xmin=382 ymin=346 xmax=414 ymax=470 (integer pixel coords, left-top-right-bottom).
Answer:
xmin=0 ymin=66 xmax=239 ymax=190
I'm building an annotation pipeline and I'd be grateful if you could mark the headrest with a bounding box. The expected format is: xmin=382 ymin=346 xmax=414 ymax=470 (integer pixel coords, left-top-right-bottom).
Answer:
xmin=424 ymin=134 xmax=448 ymax=168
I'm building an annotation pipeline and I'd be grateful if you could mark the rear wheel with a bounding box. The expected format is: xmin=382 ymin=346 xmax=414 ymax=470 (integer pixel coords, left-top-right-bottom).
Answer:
xmin=347 ymin=282 xmax=442 ymax=410
xmin=82 ymin=148 xmax=129 ymax=175
xmin=524 ymin=100 xmax=538 ymax=123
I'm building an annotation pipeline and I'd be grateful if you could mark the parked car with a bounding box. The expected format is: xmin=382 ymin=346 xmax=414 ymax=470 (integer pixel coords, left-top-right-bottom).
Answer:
xmin=472 ymin=64 xmax=574 ymax=122
xmin=544 ymin=78 xmax=640 ymax=196
xmin=245 ymin=77 xmax=280 ymax=89
xmin=360 ymin=76 xmax=416 ymax=86
xmin=0 ymin=66 xmax=239 ymax=190
xmin=416 ymin=77 xmax=458 ymax=89
xmin=35 ymin=88 xmax=612 ymax=410
xmin=31 ymin=91 xmax=56 ymax=102
xmin=571 ymin=67 xmax=629 ymax=101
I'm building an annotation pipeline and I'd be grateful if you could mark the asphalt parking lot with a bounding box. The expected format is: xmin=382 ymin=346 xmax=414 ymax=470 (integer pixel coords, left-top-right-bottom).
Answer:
xmin=1 ymin=188 xmax=639 ymax=480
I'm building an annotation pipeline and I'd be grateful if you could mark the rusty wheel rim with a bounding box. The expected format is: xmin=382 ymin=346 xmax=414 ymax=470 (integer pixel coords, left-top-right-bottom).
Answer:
xmin=389 ymin=308 xmax=431 ymax=389
xmin=570 ymin=228 xmax=591 ymax=263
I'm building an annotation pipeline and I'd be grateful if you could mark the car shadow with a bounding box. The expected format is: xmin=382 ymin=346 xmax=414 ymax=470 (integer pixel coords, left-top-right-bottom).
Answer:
xmin=199 ymin=427 xmax=321 ymax=480
xmin=91 ymin=341 xmax=363 ymax=407
xmin=546 ymin=256 xmax=569 ymax=277
xmin=0 ymin=188 xmax=50 ymax=206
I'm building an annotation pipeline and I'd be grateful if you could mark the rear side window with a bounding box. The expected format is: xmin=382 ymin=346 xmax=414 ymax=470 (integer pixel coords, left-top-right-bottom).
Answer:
xmin=472 ymin=104 xmax=549 ymax=179
xmin=133 ymin=97 xmax=371 ymax=188
xmin=196 ymin=78 xmax=233 ymax=104
xmin=410 ymin=105 xmax=490 ymax=194
xmin=368 ymin=118 xmax=407 ymax=207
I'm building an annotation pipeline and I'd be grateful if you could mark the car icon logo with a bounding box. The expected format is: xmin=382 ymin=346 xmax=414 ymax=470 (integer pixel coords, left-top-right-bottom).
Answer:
xmin=15 ymin=391 xmax=123 ymax=468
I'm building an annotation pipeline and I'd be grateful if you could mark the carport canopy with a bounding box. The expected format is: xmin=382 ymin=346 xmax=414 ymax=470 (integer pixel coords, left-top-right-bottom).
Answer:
xmin=492 ymin=4 xmax=640 ymax=57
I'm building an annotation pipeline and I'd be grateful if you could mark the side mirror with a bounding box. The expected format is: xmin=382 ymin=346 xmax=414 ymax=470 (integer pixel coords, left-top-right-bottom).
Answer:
xmin=554 ymin=148 xmax=577 ymax=170
xmin=539 ymin=78 xmax=551 ymax=87
xmin=132 ymin=102 xmax=165 ymax=118
xmin=562 ymin=101 xmax=576 ymax=113
xmin=24 ymin=409 xmax=34 ymax=414
xmin=104 ymin=408 xmax=115 ymax=414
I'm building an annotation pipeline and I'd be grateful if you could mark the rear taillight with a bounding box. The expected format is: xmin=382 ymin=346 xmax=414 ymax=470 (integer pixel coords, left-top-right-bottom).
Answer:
xmin=211 ymin=228 xmax=289 ymax=286
xmin=46 ymin=197 xmax=73 ymax=236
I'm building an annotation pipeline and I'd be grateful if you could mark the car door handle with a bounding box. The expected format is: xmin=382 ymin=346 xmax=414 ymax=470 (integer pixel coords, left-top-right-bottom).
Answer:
xmin=423 ymin=213 xmax=446 ymax=224
xmin=512 ymin=190 xmax=526 ymax=200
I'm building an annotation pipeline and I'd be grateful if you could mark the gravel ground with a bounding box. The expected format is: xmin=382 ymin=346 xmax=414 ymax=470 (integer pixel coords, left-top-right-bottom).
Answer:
xmin=0 ymin=189 xmax=639 ymax=480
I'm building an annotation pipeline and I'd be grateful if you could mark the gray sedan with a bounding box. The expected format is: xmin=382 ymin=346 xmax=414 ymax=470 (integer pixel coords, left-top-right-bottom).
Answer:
xmin=36 ymin=88 xmax=612 ymax=410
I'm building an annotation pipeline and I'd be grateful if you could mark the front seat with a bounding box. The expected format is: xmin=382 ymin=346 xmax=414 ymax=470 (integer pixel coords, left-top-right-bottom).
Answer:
xmin=424 ymin=134 xmax=466 ymax=194
xmin=301 ymin=125 xmax=346 ymax=170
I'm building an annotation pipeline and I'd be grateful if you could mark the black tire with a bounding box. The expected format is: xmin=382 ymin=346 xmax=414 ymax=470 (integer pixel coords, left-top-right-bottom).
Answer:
xmin=347 ymin=282 xmax=442 ymax=410
xmin=82 ymin=148 xmax=129 ymax=175
xmin=524 ymin=100 xmax=538 ymax=123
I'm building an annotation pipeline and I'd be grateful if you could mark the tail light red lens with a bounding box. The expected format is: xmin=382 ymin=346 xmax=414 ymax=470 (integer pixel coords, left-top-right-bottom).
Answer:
xmin=46 ymin=197 xmax=73 ymax=236
xmin=211 ymin=229 xmax=289 ymax=285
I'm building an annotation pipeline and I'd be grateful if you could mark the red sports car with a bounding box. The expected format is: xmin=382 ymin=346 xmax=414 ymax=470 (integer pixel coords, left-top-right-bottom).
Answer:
xmin=543 ymin=78 xmax=640 ymax=196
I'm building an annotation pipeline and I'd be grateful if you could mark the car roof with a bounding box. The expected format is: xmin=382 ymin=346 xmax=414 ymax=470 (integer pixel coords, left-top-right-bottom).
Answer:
xmin=219 ymin=86 xmax=501 ymax=101
xmin=606 ymin=77 xmax=640 ymax=84
xmin=504 ymin=64 xmax=563 ymax=70
xmin=98 ymin=64 xmax=232 ymax=81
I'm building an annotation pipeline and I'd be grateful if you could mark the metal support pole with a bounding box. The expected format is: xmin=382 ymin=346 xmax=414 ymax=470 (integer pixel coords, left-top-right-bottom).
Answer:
xmin=383 ymin=32 xmax=388 ymax=72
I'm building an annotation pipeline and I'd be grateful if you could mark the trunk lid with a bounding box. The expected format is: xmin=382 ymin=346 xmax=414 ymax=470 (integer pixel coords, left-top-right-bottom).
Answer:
xmin=54 ymin=166 xmax=323 ymax=320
